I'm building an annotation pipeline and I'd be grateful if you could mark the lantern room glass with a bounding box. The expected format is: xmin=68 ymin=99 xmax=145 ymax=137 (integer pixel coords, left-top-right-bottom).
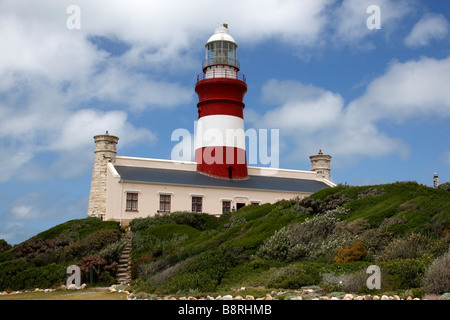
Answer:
xmin=205 ymin=41 xmax=238 ymax=68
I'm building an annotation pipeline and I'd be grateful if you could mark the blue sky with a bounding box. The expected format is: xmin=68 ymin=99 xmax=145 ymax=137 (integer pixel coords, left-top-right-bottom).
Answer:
xmin=1 ymin=0 xmax=450 ymax=245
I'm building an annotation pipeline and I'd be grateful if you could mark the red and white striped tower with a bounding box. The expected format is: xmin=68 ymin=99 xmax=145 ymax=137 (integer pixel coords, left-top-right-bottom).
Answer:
xmin=195 ymin=24 xmax=248 ymax=180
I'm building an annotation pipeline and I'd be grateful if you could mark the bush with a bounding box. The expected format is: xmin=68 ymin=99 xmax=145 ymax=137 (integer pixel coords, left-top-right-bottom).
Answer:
xmin=267 ymin=264 xmax=322 ymax=289
xmin=130 ymin=211 xmax=219 ymax=232
xmin=0 ymin=239 xmax=12 ymax=252
xmin=0 ymin=259 xmax=67 ymax=291
xmin=63 ymin=229 xmax=120 ymax=262
xmin=423 ymin=249 xmax=450 ymax=294
xmin=377 ymin=233 xmax=431 ymax=261
xmin=99 ymin=240 xmax=127 ymax=263
xmin=256 ymin=209 xmax=343 ymax=262
xmin=438 ymin=182 xmax=450 ymax=191
xmin=380 ymin=255 xmax=433 ymax=290
xmin=77 ymin=254 xmax=117 ymax=284
xmin=334 ymin=241 xmax=367 ymax=263
xmin=162 ymin=250 xmax=230 ymax=293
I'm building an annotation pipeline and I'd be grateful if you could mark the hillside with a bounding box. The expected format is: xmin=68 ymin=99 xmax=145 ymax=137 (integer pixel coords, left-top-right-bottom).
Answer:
xmin=1 ymin=182 xmax=449 ymax=298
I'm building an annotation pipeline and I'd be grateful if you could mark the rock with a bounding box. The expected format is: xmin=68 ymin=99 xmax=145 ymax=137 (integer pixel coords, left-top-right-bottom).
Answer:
xmin=331 ymin=297 xmax=340 ymax=300
xmin=215 ymin=296 xmax=223 ymax=300
xmin=381 ymin=295 xmax=389 ymax=300
xmin=34 ymin=288 xmax=40 ymax=292
xmin=206 ymin=296 xmax=215 ymax=300
xmin=364 ymin=295 xmax=372 ymax=300
xmin=68 ymin=284 xmax=78 ymax=290
xmin=80 ymin=283 xmax=87 ymax=289
xmin=264 ymin=294 xmax=273 ymax=300
xmin=406 ymin=296 xmax=413 ymax=300
xmin=290 ymin=296 xmax=303 ymax=300
xmin=343 ymin=294 xmax=354 ymax=300
xmin=223 ymin=295 xmax=233 ymax=300
xmin=354 ymin=296 xmax=364 ymax=300
xmin=246 ymin=295 xmax=255 ymax=300
xmin=233 ymin=295 xmax=243 ymax=300
xmin=319 ymin=296 xmax=330 ymax=300
xmin=392 ymin=295 xmax=400 ymax=300
xmin=188 ymin=296 xmax=197 ymax=300
xmin=372 ymin=295 xmax=380 ymax=300
xmin=240 ymin=287 xmax=246 ymax=291
xmin=179 ymin=297 xmax=187 ymax=300
xmin=439 ymin=293 xmax=450 ymax=300
xmin=413 ymin=298 xmax=420 ymax=300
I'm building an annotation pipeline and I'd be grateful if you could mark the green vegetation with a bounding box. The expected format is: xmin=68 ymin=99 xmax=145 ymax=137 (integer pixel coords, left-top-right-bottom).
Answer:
xmin=1 ymin=182 xmax=449 ymax=298
xmin=0 ymin=218 xmax=124 ymax=291
xmin=128 ymin=182 xmax=449 ymax=296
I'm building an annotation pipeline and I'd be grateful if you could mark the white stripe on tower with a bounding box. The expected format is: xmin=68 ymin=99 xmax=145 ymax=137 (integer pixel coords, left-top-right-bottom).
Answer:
xmin=195 ymin=115 xmax=246 ymax=150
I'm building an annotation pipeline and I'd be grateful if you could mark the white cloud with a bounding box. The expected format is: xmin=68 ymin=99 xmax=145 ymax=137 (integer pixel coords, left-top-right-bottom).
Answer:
xmin=332 ymin=0 xmax=413 ymax=46
xmin=348 ymin=56 xmax=450 ymax=122
xmin=405 ymin=13 xmax=449 ymax=48
xmin=249 ymin=55 xmax=450 ymax=166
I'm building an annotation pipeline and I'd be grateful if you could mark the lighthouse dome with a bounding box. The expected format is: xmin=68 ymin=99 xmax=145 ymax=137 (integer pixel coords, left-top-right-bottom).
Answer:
xmin=206 ymin=24 xmax=237 ymax=46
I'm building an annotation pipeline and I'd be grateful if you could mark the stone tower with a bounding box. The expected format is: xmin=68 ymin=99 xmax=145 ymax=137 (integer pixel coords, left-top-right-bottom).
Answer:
xmin=310 ymin=150 xmax=332 ymax=182
xmin=87 ymin=131 xmax=119 ymax=219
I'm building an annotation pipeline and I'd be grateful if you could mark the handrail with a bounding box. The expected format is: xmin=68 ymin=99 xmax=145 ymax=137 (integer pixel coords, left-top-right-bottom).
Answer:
xmin=197 ymin=70 xmax=246 ymax=83
xmin=202 ymin=57 xmax=240 ymax=70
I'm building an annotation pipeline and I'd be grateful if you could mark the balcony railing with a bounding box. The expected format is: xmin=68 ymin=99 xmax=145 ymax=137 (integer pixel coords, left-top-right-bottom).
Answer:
xmin=197 ymin=70 xmax=246 ymax=83
xmin=202 ymin=57 xmax=240 ymax=70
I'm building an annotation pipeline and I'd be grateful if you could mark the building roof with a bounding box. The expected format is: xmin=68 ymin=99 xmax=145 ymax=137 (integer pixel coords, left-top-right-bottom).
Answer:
xmin=114 ymin=165 xmax=330 ymax=194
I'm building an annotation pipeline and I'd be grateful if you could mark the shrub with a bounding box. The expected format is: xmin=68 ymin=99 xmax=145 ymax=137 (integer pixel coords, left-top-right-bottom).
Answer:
xmin=63 ymin=229 xmax=120 ymax=262
xmin=77 ymin=254 xmax=117 ymax=284
xmin=256 ymin=210 xmax=343 ymax=262
xmin=377 ymin=233 xmax=431 ymax=261
xmin=99 ymin=240 xmax=127 ymax=263
xmin=0 ymin=239 xmax=12 ymax=252
xmin=423 ymin=249 xmax=450 ymax=294
xmin=267 ymin=264 xmax=322 ymax=289
xmin=0 ymin=259 xmax=67 ymax=291
xmin=380 ymin=255 xmax=433 ymax=290
xmin=334 ymin=241 xmax=367 ymax=263
xmin=162 ymin=250 xmax=230 ymax=293
xmin=130 ymin=211 xmax=219 ymax=232
xmin=255 ymin=226 xmax=292 ymax=261
xmin=438 ymin=182 xmax=450 ymax=191
xmin=339 ymin=269 xmax=368 ymax=293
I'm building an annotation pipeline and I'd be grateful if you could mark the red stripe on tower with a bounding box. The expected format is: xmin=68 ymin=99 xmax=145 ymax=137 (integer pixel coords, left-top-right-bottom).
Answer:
xmin=195 ymin=24 xmax=248 ymax=180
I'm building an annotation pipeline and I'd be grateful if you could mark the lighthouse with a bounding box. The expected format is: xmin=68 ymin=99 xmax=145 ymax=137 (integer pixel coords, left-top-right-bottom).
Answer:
xmin=194 ymin=24 xmax=248 ymax=180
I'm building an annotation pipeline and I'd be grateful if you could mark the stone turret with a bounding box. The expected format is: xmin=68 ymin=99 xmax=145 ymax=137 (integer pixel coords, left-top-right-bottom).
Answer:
xmin=310 ymin=149 xmax=332 ymax=182
xmin=87 ymin=131 xmax=119 ymax=219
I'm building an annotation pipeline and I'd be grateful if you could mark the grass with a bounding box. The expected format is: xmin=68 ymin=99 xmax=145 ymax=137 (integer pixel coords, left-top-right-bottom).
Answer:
xmin=0 ymin=287 xmax=128 ymax=300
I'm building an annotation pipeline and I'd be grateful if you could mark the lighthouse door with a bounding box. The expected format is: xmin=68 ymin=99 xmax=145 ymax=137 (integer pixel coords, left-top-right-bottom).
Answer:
xmin=228 ymin=166 xmax=233 ymax=180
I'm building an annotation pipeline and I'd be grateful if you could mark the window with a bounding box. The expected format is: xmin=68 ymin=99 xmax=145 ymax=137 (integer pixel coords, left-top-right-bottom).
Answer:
xmin=159 ymin=194 xmax=171 ymax=213
xmin=126 ymin=193 xmax=138 ymax=211
xmin=222 ymin=201 xmax=231 ymax=213
xmin=192 ymin=197 xmax=203 ymax=213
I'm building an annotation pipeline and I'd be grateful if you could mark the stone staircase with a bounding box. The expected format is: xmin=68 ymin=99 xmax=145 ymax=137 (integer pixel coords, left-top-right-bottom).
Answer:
xmin=116 ymin=230 xmax=132 ymax=285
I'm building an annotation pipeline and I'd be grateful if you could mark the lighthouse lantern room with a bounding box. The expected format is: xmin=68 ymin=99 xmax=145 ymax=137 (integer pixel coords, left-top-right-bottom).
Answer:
xmin=195 ymin=25 xmax=248 ymax=180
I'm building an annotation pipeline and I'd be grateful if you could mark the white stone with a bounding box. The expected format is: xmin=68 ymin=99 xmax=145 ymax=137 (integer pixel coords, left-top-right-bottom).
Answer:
xmin=223 ymin=295 xmax=233 ymax=300
xmin=381 ymin=295 xmax=389 ymax=300
xmin=343 ymin=294 xmax=354 ymax=300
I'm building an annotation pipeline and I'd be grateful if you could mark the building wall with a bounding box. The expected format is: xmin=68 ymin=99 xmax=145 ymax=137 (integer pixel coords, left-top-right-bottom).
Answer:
xmin=104 ymin=156 xmax=334 ymax=225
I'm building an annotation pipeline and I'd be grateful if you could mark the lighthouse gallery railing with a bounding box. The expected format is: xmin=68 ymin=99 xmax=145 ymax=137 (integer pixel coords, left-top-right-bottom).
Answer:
xmin=197 ymin=70 xmax=246 ymax=83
